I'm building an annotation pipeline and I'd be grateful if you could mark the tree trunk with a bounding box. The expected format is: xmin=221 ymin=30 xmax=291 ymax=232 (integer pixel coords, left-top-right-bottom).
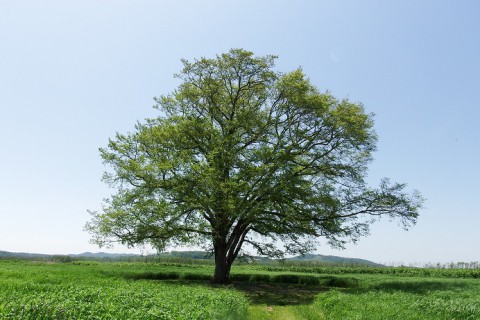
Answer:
xmin=211 ymin=225 xmax=248 ymax=284
xmin=212 ymin=243 xmax=231 ymax=284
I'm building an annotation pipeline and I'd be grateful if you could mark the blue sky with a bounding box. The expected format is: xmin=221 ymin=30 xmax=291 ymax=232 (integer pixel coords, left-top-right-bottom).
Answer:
xmin=1 ymin=0 xmax=479 ymax=264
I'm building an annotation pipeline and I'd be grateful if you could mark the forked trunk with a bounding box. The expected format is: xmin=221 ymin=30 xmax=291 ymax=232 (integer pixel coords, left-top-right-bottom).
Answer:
xmin=212 ymin=244 xmax=231 ymax=284
xmin=211 ymin=223 xmax=247 ymax=284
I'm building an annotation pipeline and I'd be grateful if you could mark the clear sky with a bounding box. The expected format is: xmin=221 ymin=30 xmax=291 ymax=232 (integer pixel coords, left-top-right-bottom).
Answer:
xmin=1 ymin=0 xmax=479 ymax=265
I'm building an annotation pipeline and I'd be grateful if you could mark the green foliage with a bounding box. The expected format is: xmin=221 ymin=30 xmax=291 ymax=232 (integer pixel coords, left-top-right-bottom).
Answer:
xmin=255 ymin=264 xmax=480 ymax=279
xmin=0 ymin=261 xmax=247 ymax=320
xmin=270 ymin=274 xmax=302 ymax=284
xmin=2 ymin=260 xmax=480 ymax=319
xmin=315 ymin=286 xmax=480 ymax=320
xmin=238 ymin=266 xmax=480 ymax=320
xmin=247 ymin=274 xmax=271 ymax=283
xmin=86 ymin=48 xmax=423 ymax=283
xmin=229 ymin=273 xmax=252 ymax=282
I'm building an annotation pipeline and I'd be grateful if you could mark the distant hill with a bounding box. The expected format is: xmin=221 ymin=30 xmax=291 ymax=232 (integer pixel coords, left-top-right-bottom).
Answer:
xmin=72 ymin=252 xmax=138 ymax=258
xmin=0 ymin=250 xmax=51 ymax=259
xmin=155 ymin=250 xmax=213 ymax=259
xmin=0 ymin=249 xmax=382 ymax=266
xmin=289 ymin=253 xmax=383 ymax=267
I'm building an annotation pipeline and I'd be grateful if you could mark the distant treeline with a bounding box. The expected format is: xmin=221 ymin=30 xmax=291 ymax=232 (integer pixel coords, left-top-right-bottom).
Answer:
xmin=0 ymin=250 xmax=381 ymax=267
xmin=1 ymin=250 xmax=478 ymax=270
xmin=422 ymin=261 xmax=480 ymax=269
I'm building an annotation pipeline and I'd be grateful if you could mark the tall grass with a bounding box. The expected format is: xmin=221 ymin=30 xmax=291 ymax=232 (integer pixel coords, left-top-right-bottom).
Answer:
xmin=0 ymin=260 xmax=247 ymax=320
xmin=2 ymin=259 xmax=479 ymax=320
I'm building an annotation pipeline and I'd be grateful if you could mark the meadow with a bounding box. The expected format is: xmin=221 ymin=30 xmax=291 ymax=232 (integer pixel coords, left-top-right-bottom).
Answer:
xmin=0 ymin=259 xmax=479 ymax=319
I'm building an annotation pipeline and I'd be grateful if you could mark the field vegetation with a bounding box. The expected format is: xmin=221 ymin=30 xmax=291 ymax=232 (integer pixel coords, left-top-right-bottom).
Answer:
xmin=0 ymin=260 xmax=246 ymax=319
xmin=0 ymin=258 xmax=479 ymax=319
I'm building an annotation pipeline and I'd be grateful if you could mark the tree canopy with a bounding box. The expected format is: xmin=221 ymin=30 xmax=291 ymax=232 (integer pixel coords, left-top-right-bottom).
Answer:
xmin=86 ymin=49 xmax=423 ymax=283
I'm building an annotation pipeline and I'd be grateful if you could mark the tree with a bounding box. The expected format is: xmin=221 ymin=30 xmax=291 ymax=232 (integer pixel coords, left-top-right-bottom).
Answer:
xmin=86 ymin=49 xmax=423 ymax=284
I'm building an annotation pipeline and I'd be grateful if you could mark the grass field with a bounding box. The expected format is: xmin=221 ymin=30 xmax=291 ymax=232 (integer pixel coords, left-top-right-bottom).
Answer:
xmin=0 ymin=259 xmax=479 ymax=319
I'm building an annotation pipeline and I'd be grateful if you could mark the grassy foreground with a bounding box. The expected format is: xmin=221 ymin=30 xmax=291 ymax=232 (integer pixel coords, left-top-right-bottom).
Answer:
xmin=0 ymin=260 xmax=479 ymax=319
xmin=0 ymin=260 xmax=247 ymax=319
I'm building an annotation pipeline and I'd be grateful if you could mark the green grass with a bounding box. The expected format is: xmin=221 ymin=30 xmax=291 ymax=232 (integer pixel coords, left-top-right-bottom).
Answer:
xmin=242 ymin=274 xmax=480 ymax=320
xmin=0 ymin=260 xmax=247 ymax=319
xmin=312 ymin=276 xmax=480 ymax=320
xmin=1 ymin=259 xmax=479 ymax=319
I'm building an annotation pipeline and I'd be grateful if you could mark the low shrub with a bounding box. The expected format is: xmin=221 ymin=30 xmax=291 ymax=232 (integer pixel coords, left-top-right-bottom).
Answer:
xmin=270 ymin=274 xmax=300 ymax=284
xmin=321 ymin=276 xmax=359 ymax=288
xmin=249 ymin=274 xmax=271 ymax=283
xmin=230 ymin=273 xmax=251 ymax=282
xmin=298 ymin=275 xmax=321 ymax=286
